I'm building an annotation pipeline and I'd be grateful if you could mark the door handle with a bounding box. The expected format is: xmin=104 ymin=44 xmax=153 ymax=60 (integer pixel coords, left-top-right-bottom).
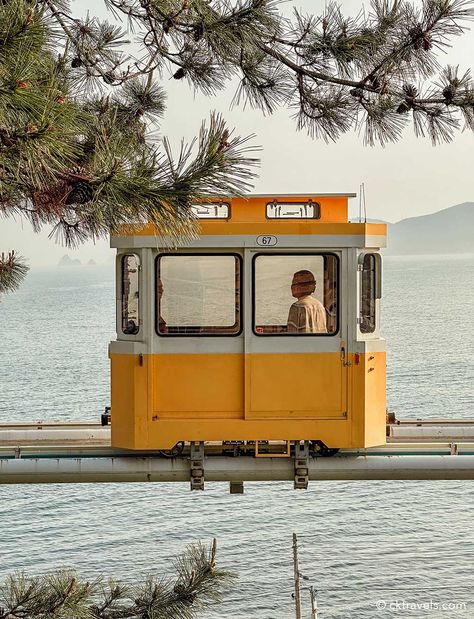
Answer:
xmin=340 ymin=346 xmax=352 ymax=367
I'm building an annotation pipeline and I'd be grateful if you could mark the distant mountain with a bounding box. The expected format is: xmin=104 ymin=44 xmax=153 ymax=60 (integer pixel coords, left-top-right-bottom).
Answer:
xmin=385 ymin=202 xmax=474 ymax=255
xmin=58 ymin=255 xmax=81 ymax=266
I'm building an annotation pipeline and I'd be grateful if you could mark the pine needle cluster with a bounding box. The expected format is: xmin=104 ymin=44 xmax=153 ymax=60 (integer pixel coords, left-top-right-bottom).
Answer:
xmin=99 ymin=0 xmax=474 ymax=145
xmin=0 ymin=0 xmax=258 ymax=293
xmin=0 ymin=251 xmax=29 ymax=295
xmin=0 ymin=540 xmax=233 ymax=618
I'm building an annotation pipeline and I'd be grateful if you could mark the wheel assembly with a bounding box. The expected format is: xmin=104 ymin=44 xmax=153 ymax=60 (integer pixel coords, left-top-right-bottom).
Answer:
xmin=313 ymin=440 xmax=340 ymax=457
xmin=159 ymin=441 xmax=185 ymax=458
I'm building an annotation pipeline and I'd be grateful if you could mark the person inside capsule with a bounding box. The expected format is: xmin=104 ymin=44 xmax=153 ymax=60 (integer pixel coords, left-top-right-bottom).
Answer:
xmin=287 ymin=270 xmax=327 ymax=333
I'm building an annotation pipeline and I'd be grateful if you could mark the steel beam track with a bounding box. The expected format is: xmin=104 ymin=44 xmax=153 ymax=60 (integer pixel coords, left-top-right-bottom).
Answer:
xmin=1 ymin=454 xmax=474 ymax=484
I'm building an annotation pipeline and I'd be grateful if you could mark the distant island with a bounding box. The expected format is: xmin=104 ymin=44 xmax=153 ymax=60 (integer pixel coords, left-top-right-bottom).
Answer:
xmin=383 ymin=202 xmax=473 ymax=255
xmin=58 ymin=256 xmax=99 ymax=266
xmin=58 ymin=255 xmax=81 ymax=266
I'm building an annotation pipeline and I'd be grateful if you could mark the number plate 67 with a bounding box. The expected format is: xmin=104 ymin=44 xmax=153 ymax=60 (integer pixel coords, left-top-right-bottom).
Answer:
xmin=256 ymin=235 xmax=278 ymax=247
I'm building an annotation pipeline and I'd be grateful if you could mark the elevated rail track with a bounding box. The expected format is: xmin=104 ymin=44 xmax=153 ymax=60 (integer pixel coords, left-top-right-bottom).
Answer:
xmin=1 ymin=419 xmax=474 ymax=489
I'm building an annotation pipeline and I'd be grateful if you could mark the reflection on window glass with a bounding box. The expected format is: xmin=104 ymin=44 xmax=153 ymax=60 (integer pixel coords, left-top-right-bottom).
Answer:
xmin=157 ymin=254 xmax=240 ymax=335
xmin=122 ymin=254 xmax=140 ymax=335
xmin=266 ymin=201 xmax=320 ymax=219
xmin=254 ymin=254 xmax=338 ymax=335
xmin=360 ymin=254 xmax=376 ymax=334
xmin=191 ymin=203 xmax=230 ymax=218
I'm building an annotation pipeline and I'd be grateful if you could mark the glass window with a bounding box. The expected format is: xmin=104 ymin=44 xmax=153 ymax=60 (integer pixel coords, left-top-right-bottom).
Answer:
xmin=254 ymin=254 xmax=338 ymax=335
xmin=157 ymin=254 xmax=241 ymax=336
xmin=121 ymin=254 xmax=140 ymax=335
xmin=191 ymin=202 xmax=230 ymax=219
xmin=360 ymin=253 xmax=381 ymax=334
xmin=266 ymin=201 xmax=320 ymax=219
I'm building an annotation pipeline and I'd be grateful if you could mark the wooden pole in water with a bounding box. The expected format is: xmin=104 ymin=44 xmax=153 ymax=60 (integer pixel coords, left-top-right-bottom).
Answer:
xmin=310 ymin=586 xmax=317 ymax=619
xmin=292 ymin=533 xmax=302 ymax=619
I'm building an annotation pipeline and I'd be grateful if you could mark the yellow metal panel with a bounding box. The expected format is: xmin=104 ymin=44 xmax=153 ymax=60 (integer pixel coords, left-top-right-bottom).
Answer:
xmin=117 ymin=221 xmax=386 ymax=238
xmin=198 ymin=222 xmax=386 ymax=237
xmin=226 ymin=196 xmax=349 ymax=223
xmin=110 ymin=353 xmax=149 ymax=449
xmin=246 ymin=353 xmax=346 ymax=418
xmin=364 ymin=352 xmax=387 ymax=446
xmin=350 ymin=352 xmax=386 ymax=448
xmin=110 ymin=351 xmax=386 ymax=451
xmin=152 ymin=354 xmax=244 ymax=416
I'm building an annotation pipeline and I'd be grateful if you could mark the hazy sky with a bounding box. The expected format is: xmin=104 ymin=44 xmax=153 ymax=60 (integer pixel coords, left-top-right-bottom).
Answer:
xmin=2 ymin=0 xmax=473 ymax=266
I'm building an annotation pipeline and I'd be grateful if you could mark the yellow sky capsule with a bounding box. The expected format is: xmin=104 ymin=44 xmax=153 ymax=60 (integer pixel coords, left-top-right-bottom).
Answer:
xmin=109 ymin=194 xmax=386 ymax=451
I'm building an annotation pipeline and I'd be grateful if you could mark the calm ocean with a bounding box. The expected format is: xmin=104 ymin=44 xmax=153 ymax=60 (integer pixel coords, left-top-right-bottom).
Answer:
xmin=0 ymin=255 xmax=473 ymax=618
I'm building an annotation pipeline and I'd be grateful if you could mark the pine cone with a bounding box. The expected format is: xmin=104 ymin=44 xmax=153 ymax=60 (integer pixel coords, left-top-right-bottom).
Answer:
xmin=409 ymin=24 xmax=424 ymax=50
xmin=79 ymin=24 xmax=93 ymax=36
xmin=442 ymin=84 xmax=456 ymax=103
xmin=82 ymin=137 xmax=95 ymax=155
xmin=65 ymin=180 xmax=94 ymax=205
xmin=67 ymin=166 xmax=88 ymax=180
xmin=0 ymin=129 xmax=14 ymax=147
xmin=217 ymin=129 xmax=230 ymax=153
xmin=349 ymin=87 xmax=364 ymax=99
xmin=193 ymin=23 xmax=204 ymax=41
xmin=402 ymin=84 xmax=418 ymax=99
xmin=32 ymin=182 xmax=70 ymax=213
xmin=173 ymin=68 xmax=186 ymax=80
xmin=396 ymin=102 xmax=410 ymax=114
xmin=163 ymin=17 xmax=173 ymax=33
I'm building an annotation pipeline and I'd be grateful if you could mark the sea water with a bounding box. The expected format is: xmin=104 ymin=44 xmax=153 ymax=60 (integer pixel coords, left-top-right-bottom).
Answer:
xmin=0 ymin=255 xmax=473 ymax=618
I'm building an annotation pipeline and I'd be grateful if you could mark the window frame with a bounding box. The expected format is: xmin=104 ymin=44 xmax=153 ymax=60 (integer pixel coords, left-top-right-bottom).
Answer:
xmin=265 ymin=200 xmax=321 ymax=220
xmin=252 ymin=252 xmax=340 ymax=337
xmin=358 ymin=252 xmax=382 ymax=335
xmin=155 ymin=252 xmax=243 ymax=337
xmin=120 ymin=253 xmax=140 ymax=336
xmin=191 ymin=201 xmax=232 ymax=220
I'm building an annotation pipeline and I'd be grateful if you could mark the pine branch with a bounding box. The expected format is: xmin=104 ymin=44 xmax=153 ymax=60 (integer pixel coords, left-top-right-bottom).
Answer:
xmin=1 ymin=1 xmax=258 ymax=255
xmin=0 ymin=251 xmax=29 ymax=295
xmin=0 ymin=541 xmax=234 ymax=619
xmin=65 ymin=0 xmax=474 ymax=145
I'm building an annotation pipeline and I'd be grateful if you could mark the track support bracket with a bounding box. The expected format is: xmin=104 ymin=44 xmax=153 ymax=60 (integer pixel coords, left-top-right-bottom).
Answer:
xmin=190 ymin=441 xmax=205 ymax=491
xmin=229 ymin=481 xmax=244 ymax=494
xmin=294 ymin=441 xmax=310 ymax=490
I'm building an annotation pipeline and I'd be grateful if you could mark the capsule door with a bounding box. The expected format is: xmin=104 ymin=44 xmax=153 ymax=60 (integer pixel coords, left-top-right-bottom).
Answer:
xmin=245 ymin=250 xmax=348 ymax=421
xmin=152 ymin=251 xmax=245 ymax=422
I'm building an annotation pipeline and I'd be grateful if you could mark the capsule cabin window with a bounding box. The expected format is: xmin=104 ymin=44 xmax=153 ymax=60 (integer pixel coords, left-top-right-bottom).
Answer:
xmin=156 ymin=254 xmax=241 ymax=336
xmin=121 ymin=254 xmax=140 ymax=335
xmin=360 ymin=253 xmax=381 ymax=334
xmin=253 ymin=254 xmax=338 ymax=335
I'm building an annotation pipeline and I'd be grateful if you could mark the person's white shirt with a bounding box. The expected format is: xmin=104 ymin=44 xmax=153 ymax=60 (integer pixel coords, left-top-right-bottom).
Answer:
xmin=287 ymin=295 xmax=327 ymax=333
